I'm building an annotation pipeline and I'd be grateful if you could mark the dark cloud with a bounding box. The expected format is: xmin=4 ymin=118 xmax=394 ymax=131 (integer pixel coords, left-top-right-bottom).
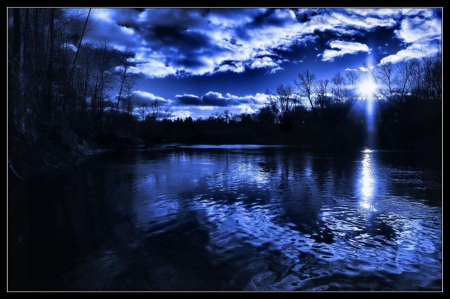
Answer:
xmin=112 ymin=8 xmax=143 ymax=28
xmin=151 ymin=24 xmax=188 ymax=41
xmin=202 ymin=92 xmax=231 ymax=107
xmin=174 ymin=57 xmax=205 ymax=68
xmin=251 ymin=9 xmax=278 ymax=26
xmin=175 ymin=94 xmax=203 ymax=105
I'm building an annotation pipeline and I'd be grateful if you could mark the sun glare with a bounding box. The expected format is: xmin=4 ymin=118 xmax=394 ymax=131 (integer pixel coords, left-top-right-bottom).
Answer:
xmin=357 ymin=75 xmax=378 ymax=100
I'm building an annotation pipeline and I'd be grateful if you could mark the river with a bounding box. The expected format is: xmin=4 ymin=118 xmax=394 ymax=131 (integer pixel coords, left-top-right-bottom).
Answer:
xmin=8 ymin=145 xmax=442 ymax=291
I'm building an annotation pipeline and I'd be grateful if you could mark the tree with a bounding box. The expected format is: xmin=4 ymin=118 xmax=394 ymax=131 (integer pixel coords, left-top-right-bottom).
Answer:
xmin=8 ymin=8 xmax=23 ymax=131
xmin=374 ymin=56 xmax=395 ymax=101
xmin=111 ymin=47 xmax=137 ymax=131
xmin=394 ymin=59 xmax=417 ymax=103
xmin=256 ymin=105 xmax=276 ymax=125
xmin=294 ymin=69 xmax=316 ymax=112
xmin=138 ymin=103 xmax=148 ymax=122
xmin=421 ymin=50 xmax=442 ymax=101
xmin=345 ymin=71 xmax=359 ymax=101
xmin=90 ymin=39 xmax=118 ymax=129
xmin=68 ymin=8 xmax=91 ymax=87
xmin=266 ymin=83 xmax=297 ymax=123
xmin=315 ymin=79 xmax=330 ymax=111
xmin=331 ymin=72 xmax=346 ymax=103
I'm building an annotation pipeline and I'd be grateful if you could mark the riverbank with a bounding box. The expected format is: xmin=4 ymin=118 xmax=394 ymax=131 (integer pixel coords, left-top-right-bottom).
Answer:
xmin=8 ymin=124 xmax=113 ymax=181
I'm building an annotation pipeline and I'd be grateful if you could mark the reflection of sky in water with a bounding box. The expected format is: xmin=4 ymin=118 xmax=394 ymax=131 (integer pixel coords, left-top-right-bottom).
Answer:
xmin=126 ymin=148 xmax=441 ymax=290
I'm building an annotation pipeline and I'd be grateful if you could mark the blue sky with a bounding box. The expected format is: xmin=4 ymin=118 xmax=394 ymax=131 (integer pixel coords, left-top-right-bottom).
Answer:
xmin=72 ymin=7 xmax=442 ymax=120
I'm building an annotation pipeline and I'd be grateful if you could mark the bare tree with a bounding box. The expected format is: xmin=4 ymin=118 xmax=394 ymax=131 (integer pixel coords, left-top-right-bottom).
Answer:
xmin=374 ymin=56 xmax=395 ymax=101
xmin=331 ymin=72 xmax=346 ymax=103
xmin=138 ymin=103 xmax=148 ymax=122
xmin=147 ymin=100 xmax=161 ymax=123
xmin=345 ymin=70 xmax=358 ymax=86
xmin=122 ymin=79 xmax=136 ymax=117
xmin=266 ymin=83 xmax=297 ymax=122
xmin=90 ymin=39 xmax=117 ymax=129
xmin=111 ymin=46 xmax=136 ymax=130
xmin=394 ymin=59 xmax=417 ymax=102
xmin=345 ymin=71 xmax=359 ymax=101
xmin=421 ymin=50 xmax=442 ymax=101
xmin=315 ymin=79 xmax=330 ymax=111
xmin=68 ymin=8 xmax=91 ymax=86
xmin=160 ymin=106 xmax=173 ymax=121
xmin=294 ymin=69 xmax=316 ymax=112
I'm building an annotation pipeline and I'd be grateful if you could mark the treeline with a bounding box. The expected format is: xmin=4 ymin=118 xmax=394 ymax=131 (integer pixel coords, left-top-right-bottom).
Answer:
xmin=8 ymin=9 xmax=141 ymax=138
xmin=8 ymin=8 xmax=442 ymax=176
xmin=8 ymin=8 xmax=142 ymax=176
xmin=141 ymin=97 xmax=441 ymax=154
xmin=144 ymin=51 xmax=441 ymax=154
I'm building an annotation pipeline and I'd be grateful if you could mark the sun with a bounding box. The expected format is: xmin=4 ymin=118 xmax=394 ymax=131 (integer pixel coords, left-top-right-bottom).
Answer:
xmin=357 ymin=75 xmax=378 ymax=100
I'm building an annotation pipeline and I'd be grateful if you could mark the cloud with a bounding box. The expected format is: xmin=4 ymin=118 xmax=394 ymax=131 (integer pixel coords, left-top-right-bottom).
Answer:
xmin=380 ymin=43 xmax=440 ymax=65
xmin=132 ymin=52 xmax=177 ymax=77
xmin=77 ymin=8 xmax=441 ymax=81
xmin=216 ymin=61 xmax=246 ymax=73
xmin=174 ymin=91 xmax=265 ymax=107
xmin=238 ymin=104 xmax=257 ymax=114
xmin=131 ymin=90 xmax=171 ymax=106
xmin=321 ymin=40 xmax=370 ymax=61
xmin=249 ymin=56 xmax=280 ymax=69
xmin=379 ymin=9 xmax=441 ymax=65
xmin=175 ymin=94 xmax=203 ymax=105
xmin=170 ymin=109 xmax=192 ymax=120
xmin=394 ymin=14 xmax=441 ymax=44
xmin=202 ymin=91 xmax=237 ymax=107
xmin=80 ymin=8 xmax=307 ymax=77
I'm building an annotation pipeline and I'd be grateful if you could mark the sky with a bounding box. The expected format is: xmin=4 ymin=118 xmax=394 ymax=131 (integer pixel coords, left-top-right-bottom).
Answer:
xmin=72 ymin=7 xmax=442 ymax=120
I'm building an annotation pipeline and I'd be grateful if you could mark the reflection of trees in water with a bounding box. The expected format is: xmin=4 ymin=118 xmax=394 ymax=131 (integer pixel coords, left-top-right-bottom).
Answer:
xmin=271 ymin=150 xmax=400 ymax=245
xmin=273 ymin=152 xmax=325 ymax=240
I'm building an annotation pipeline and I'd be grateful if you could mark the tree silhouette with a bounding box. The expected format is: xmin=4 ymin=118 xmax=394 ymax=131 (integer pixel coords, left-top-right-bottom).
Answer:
xmin=294 ymin=69 xmax=317 ymax=112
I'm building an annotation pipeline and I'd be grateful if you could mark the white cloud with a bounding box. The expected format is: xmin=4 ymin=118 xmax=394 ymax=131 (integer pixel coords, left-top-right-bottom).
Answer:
xmin=238 ymin=104 xmax=256 ymax=114
xmin=119 ymin=26 xmax=135 ymax=36
xmin=380 ymin=43 xmax=440 ymax=65
xmin=131 ymin=54 xmax=177 ymax=78
xmin=170 ymin=110 xmax=192 ymax=120
xmin=253 ymin=92 xmax=270 ymax=104
xmin=132 ymin=90 xmax=171 ymax=106
xmin=321 ymin=40 xmax=370 ymax=61
xmin=216 ymin=63 xmax=246 ymax=73
xmin=91 ymin=8 xmax=115 ymax=24
xmin=394 ymin=17 xmax=441 ymax=44
xmin=249 ymin=57 xmax=279 ymax=69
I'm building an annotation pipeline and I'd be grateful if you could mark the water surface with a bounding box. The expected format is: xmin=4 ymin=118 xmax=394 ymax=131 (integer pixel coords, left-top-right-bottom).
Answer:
xmin=8 ymin=146 xmax=442 ymax=291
